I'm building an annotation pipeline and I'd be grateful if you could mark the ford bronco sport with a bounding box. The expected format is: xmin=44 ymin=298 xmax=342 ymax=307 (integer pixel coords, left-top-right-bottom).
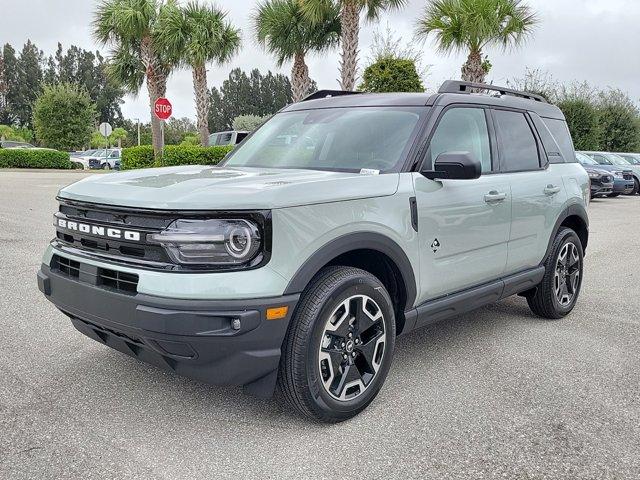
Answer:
xmin=38 ymin=81 xmax=589 ymax=422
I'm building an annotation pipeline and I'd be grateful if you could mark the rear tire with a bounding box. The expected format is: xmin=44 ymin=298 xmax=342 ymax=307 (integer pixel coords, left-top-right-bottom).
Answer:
xmin=278 ymin=266 xmax=396 ymax=422
xmin=527 ymin=227 xmax=583 ymax=319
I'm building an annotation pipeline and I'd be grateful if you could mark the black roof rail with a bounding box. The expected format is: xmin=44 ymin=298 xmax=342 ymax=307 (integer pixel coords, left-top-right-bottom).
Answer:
xmin=438 ymin=80 xmax=548 ymax=103
xmin=301 ymin=89 xmax=361 ymax=102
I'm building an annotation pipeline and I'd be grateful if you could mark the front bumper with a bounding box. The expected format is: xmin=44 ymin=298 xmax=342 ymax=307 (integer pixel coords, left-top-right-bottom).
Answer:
xmin=590 ymin=180 xmax=614 ymax=197
xmin=613 ymin=178 xmax=635 ymax=194
xmin=37 ymin=263 xmax=298 ymax=397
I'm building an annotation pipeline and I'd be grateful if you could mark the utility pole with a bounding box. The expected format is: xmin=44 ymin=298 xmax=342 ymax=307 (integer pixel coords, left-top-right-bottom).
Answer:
xmin=134 ymin=118 xmax=140 ymax=146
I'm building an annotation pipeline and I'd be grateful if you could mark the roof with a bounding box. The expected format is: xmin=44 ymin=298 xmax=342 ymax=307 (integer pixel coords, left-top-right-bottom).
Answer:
xmin=282 ymin=82 xmax=565 ymax=120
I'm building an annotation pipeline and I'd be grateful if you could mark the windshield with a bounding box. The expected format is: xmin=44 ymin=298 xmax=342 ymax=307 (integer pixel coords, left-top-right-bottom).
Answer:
xmin=606 ymin=153 xmax=631 ymax=166
xmin=223 ymin=107 xmax=425 ymax=173
xmin=576 ymin=152 xmax=598 ymax=165
xmin=620 ymin=154 xmax=640 ymax=165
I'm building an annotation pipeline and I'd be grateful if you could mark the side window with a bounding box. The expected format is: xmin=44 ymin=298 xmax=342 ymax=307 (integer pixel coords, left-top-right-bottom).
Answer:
xmin=530 ymin=114 xmax=562 ymax=164
xmin=494 ymin=110 xmax=540 ymax=172
xmin=428 ymin=107 xmax=492 ymax=173
xmin=543 ymin=118 xmax=576 ymax=163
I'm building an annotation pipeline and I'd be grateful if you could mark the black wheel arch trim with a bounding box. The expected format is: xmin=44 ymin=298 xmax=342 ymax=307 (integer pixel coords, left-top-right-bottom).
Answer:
xmin=283 ymin=232 xmax=418 ymax=311
xmin=544 ymin=203 xmax=589 ymax=261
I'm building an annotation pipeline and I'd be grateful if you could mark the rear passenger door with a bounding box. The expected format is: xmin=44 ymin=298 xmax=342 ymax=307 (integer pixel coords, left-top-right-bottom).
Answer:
xmin=413 ymin=106 xmax=511 ymax=303
xmin=492 ymin=109 xmax=567 ymax=273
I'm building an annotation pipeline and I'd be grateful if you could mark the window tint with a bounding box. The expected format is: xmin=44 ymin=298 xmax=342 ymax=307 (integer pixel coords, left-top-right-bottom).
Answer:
xmin=494 ymin=110 xmax=540 ymax=171
xmin=543 ymin=118 xmax=576 ymax=163
xmin=428 ymin=108 xmax=491 ymax=172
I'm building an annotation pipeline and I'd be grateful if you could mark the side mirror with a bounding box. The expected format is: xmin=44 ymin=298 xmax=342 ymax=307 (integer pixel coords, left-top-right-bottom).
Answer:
xmin=422 ymin=151 xmax=482 ymax=180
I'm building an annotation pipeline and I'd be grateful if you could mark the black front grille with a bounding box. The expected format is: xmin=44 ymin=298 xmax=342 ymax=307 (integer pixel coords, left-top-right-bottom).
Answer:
xmin=53 ymin=198 xmax=272 ymax=272
xmin=52 ymin=255 xmax=80 ymax=278
xmin=623 ymin=173 xmax=633 ymax=180
xmin=98 ymin=268 xmax=139 ymax=294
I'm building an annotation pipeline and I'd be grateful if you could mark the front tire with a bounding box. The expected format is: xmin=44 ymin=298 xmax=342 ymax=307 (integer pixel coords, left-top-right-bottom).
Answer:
xmin=278 ymin=266 xmax=396 ymax=422
xmin=631 ymin=178 xmax=639 ymax=195
xmin=527 ymin=227 xmax=584 ymax=319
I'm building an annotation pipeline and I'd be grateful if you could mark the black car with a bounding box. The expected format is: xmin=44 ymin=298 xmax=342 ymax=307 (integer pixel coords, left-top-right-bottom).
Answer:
xmin=577 ymin=160 xmax=614 ymax=198
xmin=577 ymin=152 xmax=635 ymax=196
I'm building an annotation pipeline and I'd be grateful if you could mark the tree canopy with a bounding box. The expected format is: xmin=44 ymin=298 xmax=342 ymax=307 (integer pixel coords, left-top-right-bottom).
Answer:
xmin=33 ymin=83 xmax=96 ymax=151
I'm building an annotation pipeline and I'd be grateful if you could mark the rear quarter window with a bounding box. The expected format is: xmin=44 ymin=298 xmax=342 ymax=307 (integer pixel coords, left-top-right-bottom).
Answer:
xmin=542 ymin=118 xmax=576 ymax=163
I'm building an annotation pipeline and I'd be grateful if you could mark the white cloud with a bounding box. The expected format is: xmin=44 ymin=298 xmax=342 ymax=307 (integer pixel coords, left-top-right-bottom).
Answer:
xmin=1 ymin=0 xmax=639 ymax=122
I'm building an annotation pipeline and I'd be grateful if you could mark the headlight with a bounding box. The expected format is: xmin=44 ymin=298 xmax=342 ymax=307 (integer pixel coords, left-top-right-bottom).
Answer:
xmin=588 ymin=172 xmax=600 ymax=179
xmin=148 ymin=218 xmax=261 ymax=266
xmin=614 ymin=171 xmax=624 ymax=178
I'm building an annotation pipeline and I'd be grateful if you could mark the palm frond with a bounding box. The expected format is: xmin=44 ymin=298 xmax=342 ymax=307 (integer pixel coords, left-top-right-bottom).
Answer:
xmin=254 ymin=0 xmax=340 ymax=66
xmin=415 ymin=0 xmax=539 ymax=55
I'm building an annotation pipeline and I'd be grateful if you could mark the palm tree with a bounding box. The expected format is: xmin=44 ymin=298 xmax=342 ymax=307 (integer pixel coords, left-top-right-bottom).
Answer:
xmin=415 ymin=0 xmax=538 ymax=84
xmin=157 ymin=2 xmax=241 ymax=146
xmin=254 ymin=0 xmax=340 ymax=102
xmin=300 ymin=0 xmax=407 ymax=91
xmin=93 ymin=0 xmax=172 ymax=159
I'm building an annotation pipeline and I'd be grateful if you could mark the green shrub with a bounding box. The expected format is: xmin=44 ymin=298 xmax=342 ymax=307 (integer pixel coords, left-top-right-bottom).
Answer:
xmin=121 ymin=146 xmax=155 ymax=170
xmin=121 ymin=145 xmax=234 ymax=170
xmin=0 ymin=149 xmax=73 ymax=169
xmin=359 ymin=57 xmax=424 ymax=93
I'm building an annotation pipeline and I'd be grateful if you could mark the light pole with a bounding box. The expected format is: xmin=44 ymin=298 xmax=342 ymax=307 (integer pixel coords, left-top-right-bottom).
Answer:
xmin=134 ymin=118 xmax=140 ymax=146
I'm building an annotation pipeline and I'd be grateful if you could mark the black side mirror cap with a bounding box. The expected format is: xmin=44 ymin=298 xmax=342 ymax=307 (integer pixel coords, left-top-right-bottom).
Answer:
xmin=422 ymin=151 xmax=482 ymax=180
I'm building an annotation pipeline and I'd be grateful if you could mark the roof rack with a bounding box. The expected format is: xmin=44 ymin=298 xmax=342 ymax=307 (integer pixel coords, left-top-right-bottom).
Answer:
xmin=301 ymin=89 xmax=361 ymax=102
xmin=438 ymin=80 xmax=548 ymax=103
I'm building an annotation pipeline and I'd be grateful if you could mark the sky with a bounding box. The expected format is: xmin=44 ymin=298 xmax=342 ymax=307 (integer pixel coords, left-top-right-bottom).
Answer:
xmin=1 ymin=0 xmax=639 ymax=123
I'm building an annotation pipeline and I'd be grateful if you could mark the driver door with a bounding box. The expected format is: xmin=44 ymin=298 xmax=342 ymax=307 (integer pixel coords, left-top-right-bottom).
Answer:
xmin=412 ymin=106 xmax=511 ymax=304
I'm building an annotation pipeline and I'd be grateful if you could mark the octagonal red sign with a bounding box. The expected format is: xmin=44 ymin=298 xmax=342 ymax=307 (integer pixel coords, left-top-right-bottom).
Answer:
xmin=154 ymin=97 xmax=172 ymax=120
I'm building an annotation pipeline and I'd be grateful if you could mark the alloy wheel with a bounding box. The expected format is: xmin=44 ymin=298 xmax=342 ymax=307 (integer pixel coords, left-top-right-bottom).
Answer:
xmin=318 ymin=295 xmax=386 ymax=401
xmin=554 ymin=242 xmax=580 ymax=306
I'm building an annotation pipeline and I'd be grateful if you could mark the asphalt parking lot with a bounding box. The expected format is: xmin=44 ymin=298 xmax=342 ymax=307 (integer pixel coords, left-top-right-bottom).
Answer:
xmin=1 ymin=170 xmax=639 ymax=479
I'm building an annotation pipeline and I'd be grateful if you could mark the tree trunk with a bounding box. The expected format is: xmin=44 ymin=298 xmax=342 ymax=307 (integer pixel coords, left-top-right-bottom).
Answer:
xmin=461 ymin=49 xmax=486 ymax=84
xmin=291 ymin=51 xmax=310 ymax=103
xmin=192 ymin=64 xmax=210 ymax=146
xmin=141 ymin=36 xmax=166 ymax=161
xmin=339 ymin=1 xmax=360 ymax=91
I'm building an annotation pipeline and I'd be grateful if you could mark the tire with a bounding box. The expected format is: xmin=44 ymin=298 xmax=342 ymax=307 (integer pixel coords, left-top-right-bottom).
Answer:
xmin=527 ymin=227 xmax=584 ymax=319
xmin=278 ymin=266 xmax=396 ymax=422
xmin=102 ymin=163 xmax=111 ymax=170
xmin=608 ymin=192 xmax=620 ymax=197
xmin=632 ymin=178 xmax=640 ymax=196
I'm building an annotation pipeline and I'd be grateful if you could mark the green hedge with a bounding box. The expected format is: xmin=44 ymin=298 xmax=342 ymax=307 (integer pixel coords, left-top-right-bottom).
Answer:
xmin=0 ymin=148 xmax=73 ymax=169
xmin=121 ymin=145 xmax=234 ymax=170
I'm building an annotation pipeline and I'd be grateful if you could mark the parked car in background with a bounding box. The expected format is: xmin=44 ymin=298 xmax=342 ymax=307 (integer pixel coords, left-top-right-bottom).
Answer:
xmin=579 ymin=151 xmax=636 ymax=195
xmin=208 ymin=130 xmax=249 ymax=146
xmin=70 ymin=149 xmax=99 ymax=170
xmin=87 ymin=149 xmax=121 ymax=170
xmin=575 ymin=153 xmax=614 ymax=198
xmin=0 ymin=140 xmax=36 ymax=149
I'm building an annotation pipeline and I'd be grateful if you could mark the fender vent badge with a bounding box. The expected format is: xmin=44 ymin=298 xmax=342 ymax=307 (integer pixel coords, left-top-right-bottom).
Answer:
xmin=431 ymin=239 xmax=441 ymax=253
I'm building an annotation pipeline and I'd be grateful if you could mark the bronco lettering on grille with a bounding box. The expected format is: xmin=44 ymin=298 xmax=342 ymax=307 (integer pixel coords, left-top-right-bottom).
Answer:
xmin=57 ymin=218 xmax=141 ymax=242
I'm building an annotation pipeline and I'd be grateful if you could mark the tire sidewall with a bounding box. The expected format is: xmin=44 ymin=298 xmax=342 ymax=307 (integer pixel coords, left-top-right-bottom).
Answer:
xmin=303 ymin=275 xmax=396 ymax=419
xmin=550 ymin=230 xmax=584 ymax=315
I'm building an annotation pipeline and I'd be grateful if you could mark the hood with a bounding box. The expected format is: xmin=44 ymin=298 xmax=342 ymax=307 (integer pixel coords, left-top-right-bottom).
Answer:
xmin=583 ymin=167 xmax=613 ymax=176
xmin=58 ymin=165 xmax=400 ymax=210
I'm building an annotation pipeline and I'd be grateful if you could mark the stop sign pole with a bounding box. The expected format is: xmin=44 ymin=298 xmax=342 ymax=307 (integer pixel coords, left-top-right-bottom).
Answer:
xmin=154 ymin=97 xmax=173 ymax=161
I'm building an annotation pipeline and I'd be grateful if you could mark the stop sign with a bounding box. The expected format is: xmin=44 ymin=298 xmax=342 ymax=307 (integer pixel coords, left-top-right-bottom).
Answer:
xmin=154 ymin=97 xmax=172 ymax=120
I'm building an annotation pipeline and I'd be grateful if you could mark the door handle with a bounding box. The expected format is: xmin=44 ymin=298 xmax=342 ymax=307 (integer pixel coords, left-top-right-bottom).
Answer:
xmin=544 ymin=184 xmax=561 ymax=195
xmin=484 ymin=191 xmax=507 ymax=203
